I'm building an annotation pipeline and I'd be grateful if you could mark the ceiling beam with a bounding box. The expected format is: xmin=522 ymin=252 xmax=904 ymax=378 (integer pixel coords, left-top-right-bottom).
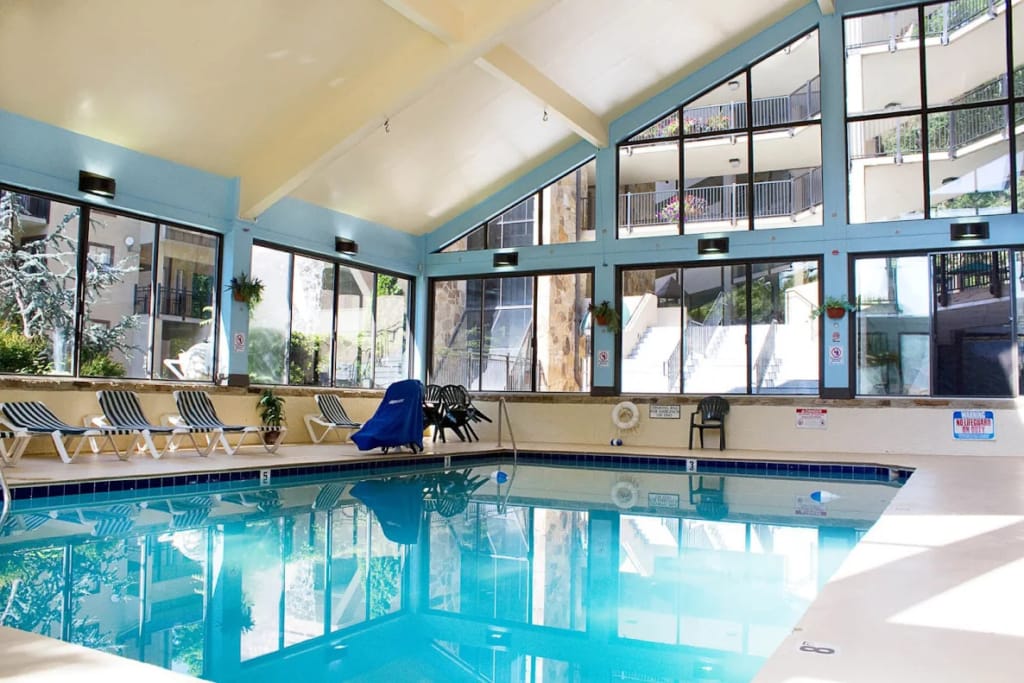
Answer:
xmin=817 ymin=0 xmax=835 ymax=14
xmin=379 ymin=0 xmax=463 ymax=43
xmin=476 ymin=45 xmax=607 ymax=148
xmin=236 ymin=0 xmax=557 ymax=220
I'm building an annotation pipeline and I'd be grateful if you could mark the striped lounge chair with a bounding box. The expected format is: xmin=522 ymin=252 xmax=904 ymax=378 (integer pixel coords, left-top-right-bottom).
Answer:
xmin=0 ymin=401 xmax=128 ymax=464
xmin=49 ymin=503 xmax=140 ymax=538
xmin=97 ymin=390 xmax=221 ymax=459
xmin=304 ymin=394 xmax=361 ymax=444
xmin=142 ymin=496 xmax=218 ymax=530
xmin=172 ymin=390 xmax=285 ymax=455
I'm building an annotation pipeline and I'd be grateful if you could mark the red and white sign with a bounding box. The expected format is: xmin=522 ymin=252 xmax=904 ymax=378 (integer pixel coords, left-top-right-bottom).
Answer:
xmin=796 ymin=408 xmax=827 ymax=429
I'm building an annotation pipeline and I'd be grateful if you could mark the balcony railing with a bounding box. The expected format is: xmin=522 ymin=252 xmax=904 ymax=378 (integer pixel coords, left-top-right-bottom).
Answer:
xmin=14 ymin=194 xmax=50 ymax=223
xmin=851 ymin=104 xmax=1017 ymax=161
xmin=619 ymin=168 xmax=822 ymax=230
xmin=629 ymin=77 xmax=821 ymax=142
xmin=133 ymin=284 xmax=212 ymax=319
xmin=847 ymin=0 xmax=1000 ymax=50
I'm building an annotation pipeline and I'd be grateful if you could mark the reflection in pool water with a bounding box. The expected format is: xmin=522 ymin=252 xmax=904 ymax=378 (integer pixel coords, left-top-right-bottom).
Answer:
xmin=0 ymin=461 xmax=901 ymax=682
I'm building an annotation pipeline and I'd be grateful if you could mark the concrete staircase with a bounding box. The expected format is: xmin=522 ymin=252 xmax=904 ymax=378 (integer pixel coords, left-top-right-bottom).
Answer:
xmin=622 ymin=325 xmax=680 ymax=392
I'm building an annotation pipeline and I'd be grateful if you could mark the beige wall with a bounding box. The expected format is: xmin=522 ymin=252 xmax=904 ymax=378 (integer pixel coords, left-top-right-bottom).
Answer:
xmin=2 ymin=381 xmax=1020 ymax=458
xmin=468 ymin=397 xmax=1023 ymax=458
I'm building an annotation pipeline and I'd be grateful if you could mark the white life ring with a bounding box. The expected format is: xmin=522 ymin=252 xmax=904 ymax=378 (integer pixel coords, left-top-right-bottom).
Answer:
xmin=611 ymin=480 xmax=640 ymax=509
xmin=611 ymin=401 xmax=640 ymax=430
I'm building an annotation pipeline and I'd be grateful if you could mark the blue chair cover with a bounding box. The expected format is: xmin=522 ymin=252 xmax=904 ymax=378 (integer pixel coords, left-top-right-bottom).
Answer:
xmin=350 ymin=379 xmax=425 ymax=453
xmin=350 ymin=478 xmax=425 ymax=544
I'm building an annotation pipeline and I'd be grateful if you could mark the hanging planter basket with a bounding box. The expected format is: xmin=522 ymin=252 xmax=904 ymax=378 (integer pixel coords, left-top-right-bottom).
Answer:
xmin=825 ymin=306 xmax=847 ymax=319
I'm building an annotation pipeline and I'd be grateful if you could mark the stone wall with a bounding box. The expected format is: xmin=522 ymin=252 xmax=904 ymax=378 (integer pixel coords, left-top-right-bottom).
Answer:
xmin=536 ymin=273 xmax=587 ymax=391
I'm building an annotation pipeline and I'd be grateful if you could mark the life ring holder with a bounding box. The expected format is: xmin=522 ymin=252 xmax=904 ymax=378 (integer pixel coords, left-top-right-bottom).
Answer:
xmin=611 ymin=479 xmax=640 ymax=509
xmin=612 ymin=401 xmax=640 ymax=431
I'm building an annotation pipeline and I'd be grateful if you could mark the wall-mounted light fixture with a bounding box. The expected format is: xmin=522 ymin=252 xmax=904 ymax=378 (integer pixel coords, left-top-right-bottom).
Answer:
xmin=334 ymin=237 xmax=358 ymax=254
xmin=493 ymin=251 xmax=519 ymax=267
xmin=727 ymin=80 xmax=740 ymax=91
xmin=950 ymin=221 xmax=989 ymax=241
xmin=728 ymin=158 xmax=741 ymax=168
xmin=697 ymin=237 xmax=729 ymax=255
xmin=78 ymin=170 xmax=116 ymax=198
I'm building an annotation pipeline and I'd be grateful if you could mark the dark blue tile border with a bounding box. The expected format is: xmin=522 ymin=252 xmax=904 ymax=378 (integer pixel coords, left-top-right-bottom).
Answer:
xmin=8 ymin=449 xmax=910 ymax=505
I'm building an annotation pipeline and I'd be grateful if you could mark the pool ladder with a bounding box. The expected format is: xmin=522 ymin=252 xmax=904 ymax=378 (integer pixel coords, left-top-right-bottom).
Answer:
xmin=495 ymin=397 xmax=517 ymax=513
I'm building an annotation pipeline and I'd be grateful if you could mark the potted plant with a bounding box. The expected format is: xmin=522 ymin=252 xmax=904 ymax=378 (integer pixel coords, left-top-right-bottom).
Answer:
xmin=589 ymin=300 xmax=622 ymax=333
xmin=257 ymin=388 xmax=285 ymax=445
xmin=228 ymin=272 xmax=265 ymax=312
xmin=812 ymin=296 xmax=858 ymax=320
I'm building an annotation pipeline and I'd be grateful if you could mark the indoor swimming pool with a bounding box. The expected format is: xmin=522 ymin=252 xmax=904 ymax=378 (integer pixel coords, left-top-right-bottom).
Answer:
xmin=0 ymin=456 xmax=905 ymax=682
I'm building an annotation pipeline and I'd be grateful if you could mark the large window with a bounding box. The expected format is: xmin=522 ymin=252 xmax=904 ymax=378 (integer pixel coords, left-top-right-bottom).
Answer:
xmin=845 ymin=2 xmax=1020 ymax=223
xmin=429 ymin=271 xmax=592 ymax=392
xmin=439 ymin=160 xmax=596 ymax=253
xmin=620 ymin=260 xmax=820 ymax=394
xmin=619 ymin=31 xmax=822 ymax=238
xmin=854 ymin=247 xmax=1021 ymax=396
xmin=249 ymin=244 xmax=412 ymax=387
xmin=0 ymin=187 xmax=220 ymax=380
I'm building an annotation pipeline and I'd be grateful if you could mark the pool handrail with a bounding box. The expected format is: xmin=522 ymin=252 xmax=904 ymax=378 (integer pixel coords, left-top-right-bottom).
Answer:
xmin=496 ymin=397 xmax=517 ymax=514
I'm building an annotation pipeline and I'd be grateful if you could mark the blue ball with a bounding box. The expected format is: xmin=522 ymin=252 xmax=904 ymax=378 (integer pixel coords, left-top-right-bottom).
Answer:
xmin=610 ymin=438 xmax=623 ymax=446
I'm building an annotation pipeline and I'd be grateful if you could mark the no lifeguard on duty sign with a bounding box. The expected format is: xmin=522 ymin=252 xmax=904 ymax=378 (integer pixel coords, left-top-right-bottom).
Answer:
xmin=952 ymin=410 xmax=995 ymax=440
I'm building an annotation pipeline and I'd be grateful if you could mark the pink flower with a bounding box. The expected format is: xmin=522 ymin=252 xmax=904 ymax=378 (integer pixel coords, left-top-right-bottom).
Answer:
xmin=658 ymin=194 xmax=707 ymax=222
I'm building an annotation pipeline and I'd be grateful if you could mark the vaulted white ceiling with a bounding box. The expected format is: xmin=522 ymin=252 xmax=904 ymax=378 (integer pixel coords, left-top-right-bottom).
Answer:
xmin=0 ymin=0 xmax=811 ymax=235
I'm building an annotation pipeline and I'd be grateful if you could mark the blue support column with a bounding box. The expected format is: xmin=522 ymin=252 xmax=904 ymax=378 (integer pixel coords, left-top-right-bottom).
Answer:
xmin=818 ymin=9 xmax=854 ymax=396
xmin=592 ymin=145 xmax=619 ymax=390
xmin=220 ymin=221 xmax=254 ymax=386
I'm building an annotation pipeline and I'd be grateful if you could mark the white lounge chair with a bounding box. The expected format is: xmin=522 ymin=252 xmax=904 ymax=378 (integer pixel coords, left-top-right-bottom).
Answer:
xmin=96 ymin=390 xmax=220 ymax=459
xmin=304 ymin=394 xmax=361 ymax=444
xmin=0 ymin=428 xmax=31 ymax=465
xmin=172 ymin=390 xmax=285 ymax=455
xmin=0 ymin=401 xmax=127 ymax=464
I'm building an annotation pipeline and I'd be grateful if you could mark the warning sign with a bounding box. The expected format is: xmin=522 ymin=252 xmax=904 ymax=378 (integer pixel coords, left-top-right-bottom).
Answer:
xmin=953 ymin=410 xmax=995 ymax=440
xmin=796 ymin=408 xmax=827 ymax=429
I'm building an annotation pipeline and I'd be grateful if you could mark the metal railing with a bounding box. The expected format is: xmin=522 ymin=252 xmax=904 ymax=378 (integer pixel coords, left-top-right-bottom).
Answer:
xmin=133 ymin=284 xmax=213 ymax=318
xmin=619 ymin=169 xmax=822 ymax=230
xmin=847 ymin=0 xmax=999 ymax=50
xmin=431 ymin=350 xmax=533 ymax=391
xmin=15 ymin=194 xmax=50 ymax=222
xmin=628 ymin=77 xmax=821 ymax=143
xmin=495 ymin=397 xmax=518 ymax=515
xmin=933 ymin=250 xmax=1010 ymax=306
xmin=682 ymin=293 xmax=726 ymax=383
xmin=753 ymin=320 xmax=779 ymax=393
xmin=850 ymin=104 xmax=1019 ymax=161
xmin=0 ymin=466 xmax=10 ymax=533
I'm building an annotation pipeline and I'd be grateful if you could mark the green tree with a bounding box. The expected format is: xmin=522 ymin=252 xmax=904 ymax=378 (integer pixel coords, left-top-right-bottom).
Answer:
xmin=0 ymin=539 xmax=131 ymax=652
xmin=0 ymin=191 xmax=139 ymax=374
xmin=376 ymin=274 xmax=403 ymax=297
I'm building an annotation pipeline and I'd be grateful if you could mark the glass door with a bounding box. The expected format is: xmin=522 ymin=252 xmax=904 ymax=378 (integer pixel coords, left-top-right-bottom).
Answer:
xmin=932 ymin=249 xmax=1015 ymax=397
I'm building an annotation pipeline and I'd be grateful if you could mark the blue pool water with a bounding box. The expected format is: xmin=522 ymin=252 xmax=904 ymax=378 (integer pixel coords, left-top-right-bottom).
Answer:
xmin=0 ymin=457 xmax=903 ymax=682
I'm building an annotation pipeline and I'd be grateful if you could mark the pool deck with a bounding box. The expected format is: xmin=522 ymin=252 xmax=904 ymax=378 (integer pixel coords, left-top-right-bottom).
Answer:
xmin=1 ymin=441 xmax=1022 ymax=682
